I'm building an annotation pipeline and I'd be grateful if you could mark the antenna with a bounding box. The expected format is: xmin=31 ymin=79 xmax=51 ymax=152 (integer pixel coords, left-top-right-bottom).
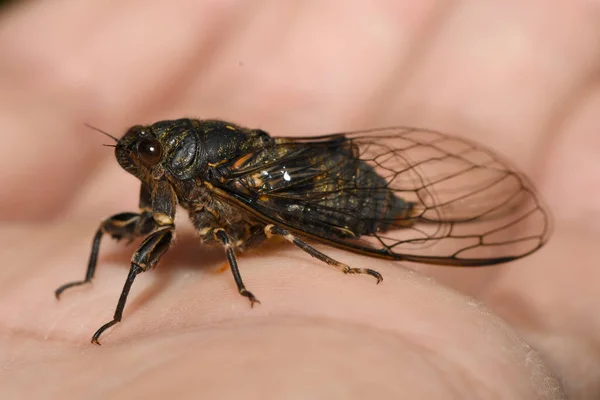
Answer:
xmin=84 ymin=123 xmax=119 ymax=142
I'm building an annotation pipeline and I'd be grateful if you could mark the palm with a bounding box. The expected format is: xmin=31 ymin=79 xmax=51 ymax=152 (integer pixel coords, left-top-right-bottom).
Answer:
xmin=0 ymin=2 xmax=598 ymax=399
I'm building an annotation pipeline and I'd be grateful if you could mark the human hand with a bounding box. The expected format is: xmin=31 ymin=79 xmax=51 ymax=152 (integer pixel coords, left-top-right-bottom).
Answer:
xmin=1 ymin=1 xmax=598 ymax=399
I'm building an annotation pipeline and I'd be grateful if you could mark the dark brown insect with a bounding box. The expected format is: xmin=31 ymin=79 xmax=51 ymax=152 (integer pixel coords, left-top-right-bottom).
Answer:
xmin=55 ymin=119 xmax=551 ymax=344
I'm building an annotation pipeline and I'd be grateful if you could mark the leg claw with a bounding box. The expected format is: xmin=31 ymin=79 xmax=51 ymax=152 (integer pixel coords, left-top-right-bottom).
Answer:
xmin=240 ymin=289 xmax=260 ymax=307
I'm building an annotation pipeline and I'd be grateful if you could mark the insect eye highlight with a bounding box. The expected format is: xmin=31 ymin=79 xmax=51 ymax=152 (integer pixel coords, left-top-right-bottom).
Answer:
xmin=137 ymin=138 xmax=162 ymax=165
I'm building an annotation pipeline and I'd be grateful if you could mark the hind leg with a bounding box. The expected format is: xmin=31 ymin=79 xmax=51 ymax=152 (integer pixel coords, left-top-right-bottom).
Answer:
xmin=264 ymin=224 xmax=383 ymax=283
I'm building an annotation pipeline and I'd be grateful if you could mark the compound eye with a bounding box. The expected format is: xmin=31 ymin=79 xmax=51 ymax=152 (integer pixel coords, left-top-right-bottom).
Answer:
xmin=137 ymin=138 xmax=162 ymax=165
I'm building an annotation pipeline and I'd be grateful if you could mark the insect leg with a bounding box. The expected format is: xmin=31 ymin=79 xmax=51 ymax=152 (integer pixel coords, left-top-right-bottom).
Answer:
xmin=265 ymin=224 xmax=383 ymax=283
xmin=56 ymin=185 xmax=156 ymax=298
xmin=54 ymin=211 xmax=157 ymax=298
xmin=213 ymin=228 xmax=260 ymax=307
xmin=91 ymin=224 xmax=174 ymax=345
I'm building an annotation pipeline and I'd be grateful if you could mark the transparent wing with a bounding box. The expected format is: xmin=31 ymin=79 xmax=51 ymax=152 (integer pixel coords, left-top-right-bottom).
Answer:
xmin=212 ymin=127 xmax=551 ymax=266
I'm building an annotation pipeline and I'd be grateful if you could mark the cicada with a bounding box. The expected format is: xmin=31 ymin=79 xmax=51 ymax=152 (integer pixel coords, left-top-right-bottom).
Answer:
xmin=55 ymin=119 xmax=551 ymax=344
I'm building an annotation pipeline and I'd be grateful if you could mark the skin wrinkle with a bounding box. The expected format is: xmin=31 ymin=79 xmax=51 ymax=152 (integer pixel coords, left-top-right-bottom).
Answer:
xmin=116 ymin=319 xmax=418 ymax=398
xmin=3 ymin=317 xmax=561 ymax=399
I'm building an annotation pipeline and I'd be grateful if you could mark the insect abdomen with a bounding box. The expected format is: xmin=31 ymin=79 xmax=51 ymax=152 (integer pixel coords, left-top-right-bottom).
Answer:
xmin=317 ymin=157 xmax=412 ymax=237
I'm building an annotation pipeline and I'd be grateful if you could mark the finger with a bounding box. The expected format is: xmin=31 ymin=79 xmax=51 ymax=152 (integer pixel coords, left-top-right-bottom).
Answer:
xmin=485 ymin=92 xmax=600 ymax=399
xmin=380 ymin=1 xmax=600 ymax=167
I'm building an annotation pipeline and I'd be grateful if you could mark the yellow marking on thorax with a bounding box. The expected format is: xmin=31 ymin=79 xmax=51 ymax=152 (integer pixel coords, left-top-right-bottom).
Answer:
xmin=207 ymin=160 xmax=228 ymax=168
xmin=232 ymin=153 xmax=254 ymax=169
xmin=197 ymin=226 xmax=212 ymax=236
xmin=153 ymin=213 xmax=174 ymax=226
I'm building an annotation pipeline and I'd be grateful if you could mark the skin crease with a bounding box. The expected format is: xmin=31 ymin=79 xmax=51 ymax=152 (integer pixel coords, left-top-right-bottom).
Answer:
xmin=0 ymin=0 xmax=599 ymax=398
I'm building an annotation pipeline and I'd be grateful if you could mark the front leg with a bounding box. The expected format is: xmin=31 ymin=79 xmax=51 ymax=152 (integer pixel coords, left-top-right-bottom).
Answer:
xmin=90 ymin=180 xmax=177 ymax=344
xmin=55 ymin=185 xmax=156 ymax=298
xmin=57 ymin=181 xmax=178 ymax=344
xmin=91 ymin=224 xmax=174 ymax=344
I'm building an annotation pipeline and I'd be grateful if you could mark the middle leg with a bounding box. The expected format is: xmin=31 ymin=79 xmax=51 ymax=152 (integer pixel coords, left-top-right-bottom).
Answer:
xmin=213 ymin=228 xmax=260 ymax=307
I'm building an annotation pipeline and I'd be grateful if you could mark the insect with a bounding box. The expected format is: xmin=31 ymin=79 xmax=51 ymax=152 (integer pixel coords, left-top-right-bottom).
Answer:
xmin=55 ymin=119 xmax=551 ymax=344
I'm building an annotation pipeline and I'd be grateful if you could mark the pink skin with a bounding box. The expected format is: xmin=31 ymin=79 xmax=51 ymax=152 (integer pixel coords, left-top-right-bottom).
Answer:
xmin=0 ymin=1 xmax=599 ymax=398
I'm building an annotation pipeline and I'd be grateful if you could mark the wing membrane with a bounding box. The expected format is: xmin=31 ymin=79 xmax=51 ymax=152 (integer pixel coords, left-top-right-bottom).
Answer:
xmin=211 ymin=127 xmax=551 ymax=266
